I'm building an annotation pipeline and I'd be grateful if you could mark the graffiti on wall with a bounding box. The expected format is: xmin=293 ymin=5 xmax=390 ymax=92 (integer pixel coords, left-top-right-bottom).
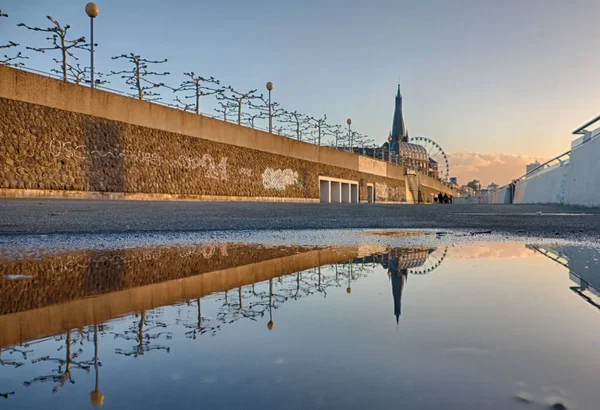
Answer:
xmin=375 ymin=183 xmax=404 ymax=202
xmin=48 ymin=139 xmax=228 ymax=181
xmin=262 ymin=168 xmax=299 ymax=190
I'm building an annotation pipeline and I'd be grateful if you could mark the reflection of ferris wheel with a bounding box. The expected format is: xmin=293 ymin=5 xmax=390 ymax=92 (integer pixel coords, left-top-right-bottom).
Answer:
xmin=408 ymin=247 xmax=448 ymax=275
xmin=409 ymin=136 xmax=450 ymax=182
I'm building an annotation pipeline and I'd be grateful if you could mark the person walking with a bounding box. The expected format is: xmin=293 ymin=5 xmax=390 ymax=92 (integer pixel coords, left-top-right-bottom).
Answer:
xmin=438 ymin=193 xmax=443 ymax=204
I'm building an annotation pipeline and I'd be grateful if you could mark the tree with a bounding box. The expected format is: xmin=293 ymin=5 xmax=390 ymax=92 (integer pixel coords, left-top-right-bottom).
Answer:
xmin=23 ymin=331 xmax=93 ymax=393
xmin=242 ymin=109 xmax=267 ymax=129
xmin=249 ymin=95 xmax=285 ymax=131
xmin=1 ymin=10 xmax=27 ymax=66
xmin=351 ymin=131 xmax=370 ymax=154
xmin=174 ymin=72 xmax=222 ymax=114
xmin=214 ymin=100 xmax=235 ymax=122
xmin=18 ymin=16 xmax=87 ymax=81
xmin=306 ymin=115 xmax=327 ymax=145
xmin=281 ymin=110 xmax=311 ymax=141
xmin=109 ymin=53 xmax=170 ymax=101
xmin=1 ymin=344 xmax=32 ymax=368
xmin=65 ymin=62 xmax=106 ymax=85
xmin=325 ymin=124 xmax=345 ymax=148
xmin=112 ymin=311 xmax=171 ymax=357
xmin=217 ymin=86 xmax=261 ymax=125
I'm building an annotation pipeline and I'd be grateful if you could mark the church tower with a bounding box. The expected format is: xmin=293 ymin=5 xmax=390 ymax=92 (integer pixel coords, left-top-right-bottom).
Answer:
xmin=391 ymin=84 xmax=408 ymax=144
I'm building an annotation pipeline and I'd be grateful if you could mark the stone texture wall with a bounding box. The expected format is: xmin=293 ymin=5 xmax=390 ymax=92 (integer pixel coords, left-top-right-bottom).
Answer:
xmin=0 ymin=243 xmax=313 ymax=315
xmin=0 ymin=98 xmax=406 ymax=201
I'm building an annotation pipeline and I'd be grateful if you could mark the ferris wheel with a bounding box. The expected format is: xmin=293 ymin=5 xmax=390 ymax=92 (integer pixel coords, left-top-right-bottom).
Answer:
xmin=408 ymin=247 xmax=448 ymax=275
xmin=409 ymin=136 xmax=450 ymax=182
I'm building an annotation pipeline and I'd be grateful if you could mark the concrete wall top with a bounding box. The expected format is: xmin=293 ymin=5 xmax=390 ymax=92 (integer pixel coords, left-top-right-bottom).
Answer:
xmin=0 ymin=66 xmax=457 ymax=195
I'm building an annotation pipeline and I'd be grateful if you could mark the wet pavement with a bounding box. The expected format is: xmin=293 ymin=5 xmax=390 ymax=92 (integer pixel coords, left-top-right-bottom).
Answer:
xmin=1 ymin=200 xmax=600 ymax=241
xmin=1 ymin=231 xmax=600 ymax=409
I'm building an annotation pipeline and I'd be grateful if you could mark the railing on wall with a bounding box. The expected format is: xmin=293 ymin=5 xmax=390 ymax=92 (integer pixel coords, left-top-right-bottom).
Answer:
xmin=572 ymin=114 xmax=600 ymax=149
xmin=511 ymin=150 xmax=571 ymax=185
xmin=480 ymin=150 xmax=572 ymax=204
xmin=2 ymin=64 xmax=455 ymax=190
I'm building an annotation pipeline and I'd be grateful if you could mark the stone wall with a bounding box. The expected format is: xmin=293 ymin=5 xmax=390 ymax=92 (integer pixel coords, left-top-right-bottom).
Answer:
xmin=0 ymin=97 xmax=407 ymax=201
xmin=0 ymin=243 xmax=312 ymax=315
xmin=0 ymin=245 xmax=361 ymax=347
xmin=0 ymin=66 xmax=456 ymax=202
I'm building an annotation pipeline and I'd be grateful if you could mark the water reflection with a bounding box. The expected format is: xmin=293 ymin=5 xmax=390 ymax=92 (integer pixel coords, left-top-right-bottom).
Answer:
xmin=528 ymin=245 xmax=600 ymax=310
xmin=1 ymin=241 xmax=599 ymax=409
xmin=0 ymin=243 xmax=442 ymax=403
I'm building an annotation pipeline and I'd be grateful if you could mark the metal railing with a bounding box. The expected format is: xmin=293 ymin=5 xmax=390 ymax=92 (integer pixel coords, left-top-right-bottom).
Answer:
xmin=573 ymin=114 xmax=600 ymax=135
xmin=511 ymin=150 xmax=571 ymax=185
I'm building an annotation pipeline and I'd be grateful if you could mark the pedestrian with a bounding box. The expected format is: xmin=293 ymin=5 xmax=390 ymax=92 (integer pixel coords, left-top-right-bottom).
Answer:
xmin=443 ymin=193 xmax=449 ymax=204
xmin=438 ymin=193 xmax=443 ymax=204
xmin=449 ymin=195 xmax=453 ymax=204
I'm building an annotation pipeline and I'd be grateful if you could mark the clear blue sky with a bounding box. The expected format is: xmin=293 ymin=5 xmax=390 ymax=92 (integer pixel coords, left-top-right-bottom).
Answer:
xmin=2 ymin=0 xmax=600 ymax=159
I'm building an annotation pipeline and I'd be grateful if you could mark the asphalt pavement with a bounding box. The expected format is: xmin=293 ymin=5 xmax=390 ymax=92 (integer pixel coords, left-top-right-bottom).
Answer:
xmin=1 ymin=199 xmax=600 ymax=241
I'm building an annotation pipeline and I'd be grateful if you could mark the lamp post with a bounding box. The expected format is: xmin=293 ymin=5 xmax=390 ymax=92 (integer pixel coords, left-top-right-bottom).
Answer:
xmin=266 ymin=81 xmax=273 ymax=133
xmin=89 ymin=324 xmax=104 ymax=407
xmin=85 ymin=3 xmax=99 ymax=88
xmin=346 ymin=262 xmax=352 ymax=294
xmin=267 ymin=279 xmax=275 ymax=330
xmin=346 ymin=118 xmax=352 ymax=153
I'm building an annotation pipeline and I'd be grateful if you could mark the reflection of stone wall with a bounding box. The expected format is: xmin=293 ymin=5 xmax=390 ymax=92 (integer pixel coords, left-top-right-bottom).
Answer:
xmin=0 ymin=98 xmax=406 ymax=201
xmin=0 ymin=244 xmax=311 ymax=315
xmin=0 ymin=246 xmax=360 ymax=348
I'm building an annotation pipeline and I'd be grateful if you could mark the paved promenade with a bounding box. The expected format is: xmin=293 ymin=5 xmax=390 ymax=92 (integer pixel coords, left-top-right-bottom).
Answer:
xmin=1 ymin=199 xmax=599 ymax=239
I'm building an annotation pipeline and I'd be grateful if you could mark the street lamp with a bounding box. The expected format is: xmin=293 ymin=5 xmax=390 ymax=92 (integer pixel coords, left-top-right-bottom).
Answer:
xmin=346 ymin=118 xmax=352 ymax=153
xmin=267 ymin=279 xmax=275 ymax=330
xmin=89 ymin=324 xmax=104 ymax=407
xmin=266 ymin=81 xmax=273 ymax=133
xmin=85 ymin=3 xmax=99 ymax=88
xmin=346 ymin=262 xmax=352 ymax=294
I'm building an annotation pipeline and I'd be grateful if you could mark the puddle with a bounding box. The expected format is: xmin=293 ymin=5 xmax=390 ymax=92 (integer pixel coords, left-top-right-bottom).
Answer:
xmin=1 ymin=236 xmax=600 ymax=409
xmin=364 ymin=230 xmax=432 ymax=237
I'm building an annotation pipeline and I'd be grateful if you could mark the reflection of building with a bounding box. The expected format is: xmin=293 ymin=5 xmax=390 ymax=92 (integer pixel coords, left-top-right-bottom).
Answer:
xmin=360 ymin=248 xmax=431 ymax=323
xmin=487 ymin=183 xmax=499 ymax=192
xmin=528 ymin=245 xmax=600 ymax=310
xmin=386 ymin=248 xmax=430 ymax=323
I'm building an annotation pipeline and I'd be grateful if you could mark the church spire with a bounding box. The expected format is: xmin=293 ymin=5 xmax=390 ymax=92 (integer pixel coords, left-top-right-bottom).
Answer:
xmin=391 ymin=83 xmax=407 ymax=144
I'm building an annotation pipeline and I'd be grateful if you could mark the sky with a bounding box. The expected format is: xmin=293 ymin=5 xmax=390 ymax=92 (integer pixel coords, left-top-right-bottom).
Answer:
xmin=2 ymin=0 xmax=600 ymax=185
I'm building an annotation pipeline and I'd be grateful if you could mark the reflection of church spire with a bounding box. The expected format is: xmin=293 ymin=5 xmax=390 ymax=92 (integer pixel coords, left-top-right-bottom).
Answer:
xmin=387 ymin=249 xmax=408 ymax=325
xmin=390 ymin=271 xmax=407 ymax=324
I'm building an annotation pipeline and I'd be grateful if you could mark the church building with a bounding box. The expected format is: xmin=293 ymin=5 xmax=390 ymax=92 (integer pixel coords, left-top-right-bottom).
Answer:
xmin=382 ymin=85 xmax=430 ymax=172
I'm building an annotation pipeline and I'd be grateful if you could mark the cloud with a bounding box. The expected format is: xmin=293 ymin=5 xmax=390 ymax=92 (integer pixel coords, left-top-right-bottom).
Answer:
xmin=447 ymin=152 xmax=547 ymax=186
xmin=449 ymin=244 xmax=535 ymax=259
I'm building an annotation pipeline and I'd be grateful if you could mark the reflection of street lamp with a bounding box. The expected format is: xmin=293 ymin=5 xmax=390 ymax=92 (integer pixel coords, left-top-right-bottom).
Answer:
xmin=85 ymin=3 xmax=99 ymax=88
xmin=346 ymin=118 xmax=352 ymax=153
xmin=90 ymin=324 xmax=104 ymax=407
xmin=267 ymin=279 xmax=275 ymax=330
xmin=346 ymin=262 xmax=352 ymax=294
xmin=266 ymin=81 xmax=274 ymax=133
